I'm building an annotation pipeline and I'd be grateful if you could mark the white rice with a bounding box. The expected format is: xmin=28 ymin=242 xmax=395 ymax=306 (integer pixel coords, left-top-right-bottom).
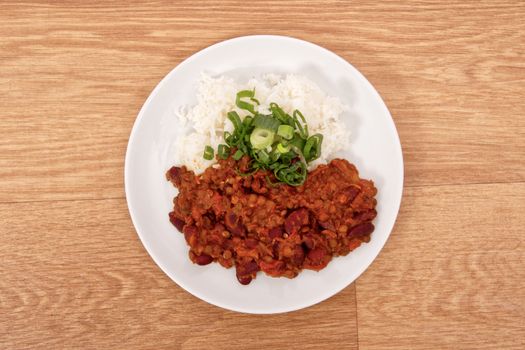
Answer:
xmin=173 ymin=73 xmax=350 ymax=174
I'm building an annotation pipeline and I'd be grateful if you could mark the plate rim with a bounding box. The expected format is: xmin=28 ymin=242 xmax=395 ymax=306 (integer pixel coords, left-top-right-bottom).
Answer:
xmin=124 ymin=34 xmax=404 ymax=314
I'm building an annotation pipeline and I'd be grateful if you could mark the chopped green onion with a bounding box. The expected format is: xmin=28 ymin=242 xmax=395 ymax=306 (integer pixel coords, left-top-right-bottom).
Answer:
xmin=254 ymin=114 xmax=280 ymax=132
xmin=303 ymin=134 xmax=323 ymax=161
xmin=238 ymin=142 xmax=248 ymax=154
xmin=311 ymin=134 xmax=323 ymax=159
xmin=243 ymin=116 xmax=254 ymax=127
xmin=236 ymin=90 xmax=256 ymax=114
xmin=225 ymin=133 xmax=239 ymax=147
xmin=232 ymin=149 xmax=244 ymax=160
xmin=227 ymin=111 xmax=242 ymax=131
xmin=219 ymin=90 xmax=323 ymax=186
xmin=289 ymin=133 xmax=306 ymax=150
xmin=203 ymin=145 xmax=214 ymax=160
xmin=269 ymin=102 xmax=293 ymax=124
xmin=218 ymin=144 xmax=230 ymax=159
xmin=276 ymin=142 xmax=291 ymax=153
xmin=278 ymin=151 xmax=295 ymax=165
xmin=293 ymin=110 xmax=309 ymax=139
xmin=256 ymin=149 xmax=270 ymax=164
xmin=277 ymin=125 xmax=294 ymax=140
xmin=270 ymin=151 xmax=281 ymax=162
xmin=274 ymin=161 xmax=307 ymax=186
xmin=290 ymin=145 xmax=307 ymax=167
xmin=303 ymin=138 xmax=315 ymax=161
xmin=250 ymin=128 xmax=275 ymax=150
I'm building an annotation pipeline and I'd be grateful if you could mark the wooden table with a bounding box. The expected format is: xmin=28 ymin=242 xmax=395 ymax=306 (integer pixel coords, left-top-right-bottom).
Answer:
xmin=1 ymin=1 xmax=524 ymax=349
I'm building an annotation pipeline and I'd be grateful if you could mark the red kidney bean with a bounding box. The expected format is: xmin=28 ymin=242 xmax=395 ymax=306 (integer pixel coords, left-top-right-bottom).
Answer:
xmin=225 ymin=212 xmax=246 ymax=237
xmin=353 ymin=209 xmax=377 ymax=222
xmin=285 ymin=208 xmax=310 ymax=235
xmin=307 ymin=248 xmax=326 ymax=264
xmin=319 ymin=220 xmax=335 ymax=231
xmin=235 ymin=260 xmax=259 ymax=279
xmin=268 ymin=226 xmax=283 ymax=239
xmin=169 ymin=212 xmax=185 ymax=232
xmin=245 ymin=238 xmax=258 ymax=249
xmin=272 ymin=241 xmax=280 ymax=257
xmin=166 ymin=166 xmax=182 ymax=185
xmin=348 ymin=222 xmax=374 ymax=238
xmin=182 ymin=225 xmax=198 ymax=245
xmin=291 ymin=245 xmax=305 ymax=266
xmin=237 ymin=275 xmax=252 ymax=285
xmin=235 ymin=260 xmax=259 ymax=285
xmin=225 ymin=212 xmax=237 ymax=228
xmin=195 ymin=254 xmax=213 ymax=265
xmin=241 ymin=261 xmax=260 ymax=275
xmin=338 ymin=186 xmax=360 ymax=204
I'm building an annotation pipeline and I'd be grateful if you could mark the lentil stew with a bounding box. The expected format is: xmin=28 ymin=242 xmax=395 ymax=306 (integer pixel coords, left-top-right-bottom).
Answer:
xmin=166 ymin=156 xmax=377 ymax=285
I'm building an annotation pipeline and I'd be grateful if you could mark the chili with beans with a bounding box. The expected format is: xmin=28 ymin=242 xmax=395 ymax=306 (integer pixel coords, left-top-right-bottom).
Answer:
xmin=166 ymin=156 xmax=377 ymax=285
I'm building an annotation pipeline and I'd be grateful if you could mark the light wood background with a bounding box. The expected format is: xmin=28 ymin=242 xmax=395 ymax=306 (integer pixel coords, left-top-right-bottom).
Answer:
xmin=1 ymin=1 xmax=524 ymax=349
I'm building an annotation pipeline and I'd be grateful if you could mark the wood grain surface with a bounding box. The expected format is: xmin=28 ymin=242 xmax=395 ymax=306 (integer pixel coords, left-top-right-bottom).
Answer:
xmin=1 ymin=1 xmax=524 ymax=349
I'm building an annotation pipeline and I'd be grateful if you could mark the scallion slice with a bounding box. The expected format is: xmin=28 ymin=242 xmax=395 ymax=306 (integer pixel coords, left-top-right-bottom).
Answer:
xmin=203 ymin=145 xmax=214 ymax=160
xmin=270 ymin=151 xmax=281 ymax=162
xmin=236 ymin=90 xmax=257 ymax=114
xmin=202 ymin=90 xmax=323 ymax=186
xmin=277 ymin=125 xmax=294 ymax=140
xmin=257 ymin=149 xmax=270 ymax=164
xmin=303 ymin=133 xmax=323 ymax=161
xmin=232 ymin=149 xmax=244 ymax=160
xmin=276 ymin=142 xmax=291 ymax=153
xmin=289 ymin=134 xmax=306 ymax=150
xmin=218 ymin=144 xmax=230 ymax=159
xmin=254 ymin=114 xmax=280 ymax=131
xmin=250 ymin=128 xmax=275 ymax=150
xmin=243 ymin=116 xmax=254 ymax=127
xmin=293 ymin=110 xmax=309 ymax=139
xmin=227 ymin=111 xmax=242 ymax=131
xmin=269 ymin=102 xmax=292 ymax=124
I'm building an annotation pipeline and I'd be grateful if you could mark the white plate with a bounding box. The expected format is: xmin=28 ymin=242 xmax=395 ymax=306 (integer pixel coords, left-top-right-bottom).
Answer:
xmin=125 ymin=35 xmax=403 ymax=314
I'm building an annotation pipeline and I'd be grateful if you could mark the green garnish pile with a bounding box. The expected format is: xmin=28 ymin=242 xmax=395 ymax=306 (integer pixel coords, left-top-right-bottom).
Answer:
xmin=203 ymin=90 xmax=323 ymax=186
